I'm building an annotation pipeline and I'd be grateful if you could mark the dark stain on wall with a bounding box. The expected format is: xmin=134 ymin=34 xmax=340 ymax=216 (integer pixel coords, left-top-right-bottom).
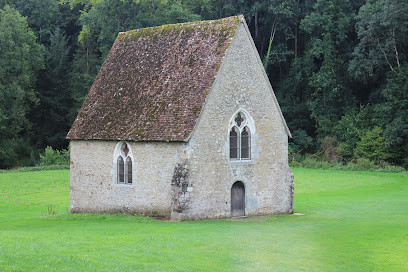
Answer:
xmin=171 ymin=161 xmax=192 ymax=213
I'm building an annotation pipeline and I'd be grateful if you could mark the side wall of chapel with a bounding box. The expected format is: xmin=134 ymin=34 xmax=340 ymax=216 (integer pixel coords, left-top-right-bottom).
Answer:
xmin=70 ymin=140 xmax=184 ymax=217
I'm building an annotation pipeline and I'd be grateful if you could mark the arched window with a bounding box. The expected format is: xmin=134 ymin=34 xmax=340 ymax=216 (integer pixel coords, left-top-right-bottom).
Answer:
xmin=117 ymin=156 xmax=124 ymax=183
xmin=230 ymin=126 xmax=239 ymax=159
xmin=126 ymin=156 xmax=132 ymax=184
xmin=116 ymin=142 xmax=133 ymax=184
xmin=229 ymin=111 xmax=253 ymax=160
xmin=241 ymin=126 xmax=250 ymax=159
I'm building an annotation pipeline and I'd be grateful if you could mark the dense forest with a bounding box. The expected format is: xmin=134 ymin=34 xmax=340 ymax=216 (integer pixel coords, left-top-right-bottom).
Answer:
xmin=0 ymin=0 xmax=407 ymax=169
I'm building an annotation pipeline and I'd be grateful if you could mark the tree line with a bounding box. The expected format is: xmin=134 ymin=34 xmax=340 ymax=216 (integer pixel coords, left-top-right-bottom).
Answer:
xmin=0 ymin=0 xmax=407 ymax=169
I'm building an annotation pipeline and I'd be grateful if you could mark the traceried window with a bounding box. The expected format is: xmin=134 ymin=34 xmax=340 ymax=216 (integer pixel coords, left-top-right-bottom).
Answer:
xmin=116 ymin=142 xmax=132 ymax=184
xmin=229 ymin=112 xmax=252 ymax=160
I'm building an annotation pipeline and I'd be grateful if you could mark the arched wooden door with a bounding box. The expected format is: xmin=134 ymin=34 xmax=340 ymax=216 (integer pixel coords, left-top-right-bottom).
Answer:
xmin=231 ymin=181 xmax=245 ymax=217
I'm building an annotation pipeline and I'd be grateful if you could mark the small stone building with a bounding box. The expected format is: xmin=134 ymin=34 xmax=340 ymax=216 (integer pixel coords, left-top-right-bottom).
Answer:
xmin=67 ymin=15 xmax=294 ymax=220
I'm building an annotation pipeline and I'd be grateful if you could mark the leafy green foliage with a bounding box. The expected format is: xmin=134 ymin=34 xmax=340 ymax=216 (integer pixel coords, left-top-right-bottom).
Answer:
xmin=0 ymin=5 xmax=43 ymax=168
xmin=329 ymin=106 xmax=375 ymax=159
xmin=320 ymin=136 xmax=341 ymax=163
xmin=381 ymin=65 xmax=408 ymax=142
xmin=68 ymin=44 xmax=101 ymax=122
xmin=12 ymin=0 xmax=62 ymax=44
xmin=300 ymin=0 xmax=356 ymax=122
xmin=79 ymin=0 xmax=201 ymax=58
xmin=0 ymin=164 xmax=69 ymax=173
xmin=350 ymin=0 xmax=408 ymax=78
xmin=289 ymin=129 xmax=313 ymax=153
xmin=38 ymin=146 xmax=70 ymax=166
xmin=290 ymin=156 xmax=405 ymax=172
xmin=31 ymin=29 xmax=73 ymax=149
xmin=0 ymin=0 xmax=12 ymax=9
xmin=354 ymin=157 xmax=376 ymax=170
xmin=356 ymin=127 xmax=392 ymax=163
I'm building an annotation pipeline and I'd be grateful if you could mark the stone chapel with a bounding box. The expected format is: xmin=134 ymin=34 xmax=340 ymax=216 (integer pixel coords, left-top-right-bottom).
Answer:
xmin=67 ymin=15 xmax=294 ymax=220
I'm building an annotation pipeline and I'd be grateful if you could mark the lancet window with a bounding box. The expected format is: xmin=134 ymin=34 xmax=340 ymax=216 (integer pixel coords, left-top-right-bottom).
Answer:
xmin=116 ymin=142 xmax=133 ymax=184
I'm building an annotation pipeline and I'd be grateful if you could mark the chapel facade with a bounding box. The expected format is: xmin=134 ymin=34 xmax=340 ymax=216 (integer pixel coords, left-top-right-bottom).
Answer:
xmin=67 ymin=16 xmax=294 ymax=220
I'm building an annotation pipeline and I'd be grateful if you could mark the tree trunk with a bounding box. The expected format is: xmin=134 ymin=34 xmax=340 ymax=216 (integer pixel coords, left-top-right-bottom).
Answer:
xmin=294 ymin=0 xmax=300 ymax=58
xmin=264 ymin=18 xmax=278 ymax=71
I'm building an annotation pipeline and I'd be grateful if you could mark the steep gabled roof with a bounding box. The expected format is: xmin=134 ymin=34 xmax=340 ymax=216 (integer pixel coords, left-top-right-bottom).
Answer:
xmin=67 ymin=16 xmax=240 ymax=141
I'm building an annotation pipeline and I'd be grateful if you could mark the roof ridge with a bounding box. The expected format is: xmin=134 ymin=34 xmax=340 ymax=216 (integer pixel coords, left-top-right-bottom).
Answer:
xmin=118 ymin=15 xmax=240 ymax=35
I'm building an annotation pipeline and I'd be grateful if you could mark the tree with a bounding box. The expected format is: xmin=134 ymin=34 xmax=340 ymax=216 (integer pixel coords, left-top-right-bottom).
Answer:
xmin=31 ymin=28 xmax=73 ymax=149
xmin=159 ymin=1 xmax=201 ymax=25
xmin=262 ymin=0 xmax=296 ymax=73
xmin=375 ymin=65 xmax=408 ymax=167
xmin=350 ymin=0 xmax=408 ymax=166
xmin=12 ymin=0 xmax=62 ymax=44
xmin=350 ymin=0 xmax=408 ymax=79
xmin=300 ymin=0 xmax=357 ymax=125
xmin=68 ymin=31 xmax=101 ymax=123
xmin=0 ymin=5 xmax=43 ymax=168
xmin=0 ymin=0 xmax=12 ymax=9
xmin=356 ymin=127 xmax=392 ymax=163
xmin=78 ymin=0 xmax=201 ymax=58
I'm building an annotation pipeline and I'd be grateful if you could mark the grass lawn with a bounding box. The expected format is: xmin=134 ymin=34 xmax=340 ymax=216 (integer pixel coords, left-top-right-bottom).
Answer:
xmin=0 ymin=168 xmax=407 ymax=271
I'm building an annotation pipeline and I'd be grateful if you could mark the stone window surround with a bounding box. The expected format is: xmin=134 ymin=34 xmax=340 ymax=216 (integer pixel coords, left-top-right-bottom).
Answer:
xmin=113 ymin=141 xmax=134 ymax=186
xmin=228 ymin=109 xmax=255 ymax=162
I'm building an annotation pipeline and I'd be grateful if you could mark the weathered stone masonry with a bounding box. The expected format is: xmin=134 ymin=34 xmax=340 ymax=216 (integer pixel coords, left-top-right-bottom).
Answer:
xmin=170 ymin=161 xmax=193 ymax=213
xmin=68 ymin=16 xmax=294 ymax=221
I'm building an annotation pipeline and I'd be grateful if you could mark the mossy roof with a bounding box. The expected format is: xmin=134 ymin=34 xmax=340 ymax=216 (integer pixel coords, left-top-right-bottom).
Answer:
xmin=67 ymin=16 xmax=240 ymax=142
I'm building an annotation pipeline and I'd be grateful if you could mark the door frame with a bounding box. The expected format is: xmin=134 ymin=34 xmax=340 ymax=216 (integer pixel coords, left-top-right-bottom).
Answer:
xmin=231 ymin=181 xmax=246 ymax=217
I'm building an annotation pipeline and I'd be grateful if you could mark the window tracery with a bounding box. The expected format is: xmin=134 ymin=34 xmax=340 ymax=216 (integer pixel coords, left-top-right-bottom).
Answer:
xmin=116 ymin=142 xmax=133 ymax=184
xmin=229 ymin=111 xmax=252 ymax=160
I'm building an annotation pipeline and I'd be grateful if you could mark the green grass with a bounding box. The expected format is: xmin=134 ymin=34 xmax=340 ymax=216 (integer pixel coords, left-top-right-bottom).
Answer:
xmin=0 ymin=169 xmax=407 ymax=271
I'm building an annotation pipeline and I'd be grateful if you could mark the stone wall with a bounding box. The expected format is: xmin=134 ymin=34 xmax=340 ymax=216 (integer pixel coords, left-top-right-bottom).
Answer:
xmin=70 ymin=140 xmax=184 ymax=217
xmin=170 ymin=18 xmax=294 ymax=220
